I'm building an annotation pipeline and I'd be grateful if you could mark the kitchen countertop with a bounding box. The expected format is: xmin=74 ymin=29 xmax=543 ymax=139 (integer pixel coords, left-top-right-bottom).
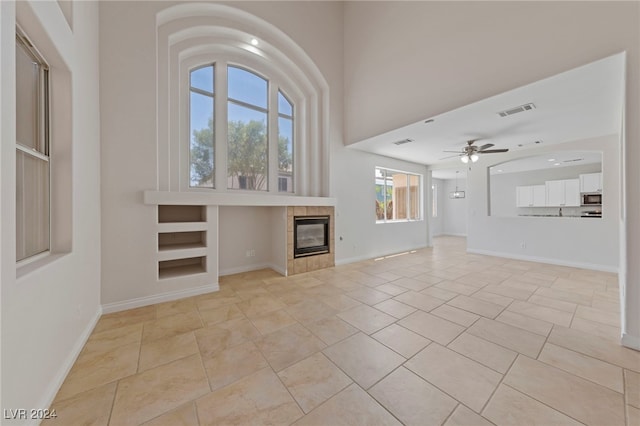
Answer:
xmin=517 ymin=214 xmax=595 ymax=218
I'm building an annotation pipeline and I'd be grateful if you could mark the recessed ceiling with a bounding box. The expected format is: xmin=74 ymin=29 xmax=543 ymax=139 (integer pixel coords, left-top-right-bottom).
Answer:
xmin=347 ymin=52 xmax=625 ymax=167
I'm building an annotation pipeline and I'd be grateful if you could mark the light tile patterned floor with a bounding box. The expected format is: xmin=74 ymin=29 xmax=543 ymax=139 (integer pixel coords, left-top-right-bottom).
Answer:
xmin=45 ymin=236 xmax=639 ymax=425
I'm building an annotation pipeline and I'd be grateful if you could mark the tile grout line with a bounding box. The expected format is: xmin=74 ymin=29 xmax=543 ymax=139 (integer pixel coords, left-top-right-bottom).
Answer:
xmin=500 ymin=382 xmax=588 ymax=425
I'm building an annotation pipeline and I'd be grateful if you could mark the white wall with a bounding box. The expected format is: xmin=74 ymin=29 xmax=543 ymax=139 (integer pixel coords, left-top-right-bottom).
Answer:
xmin=343 ymin=0 xmax=639 ymax=349
xmin=1 ymin=0 xmax=102 ymax=420
xmin=442 ymin=178 xmax=468 ymax=237
xmin=467 ymin=135 xmax=619 ymax=271
xmin=333 ymin=148 xmax=429 ymax=263
xmin=218 ymin=206 xmax=274 ymax=275
xmin=430 ymin=178 xmax=444 ymax=236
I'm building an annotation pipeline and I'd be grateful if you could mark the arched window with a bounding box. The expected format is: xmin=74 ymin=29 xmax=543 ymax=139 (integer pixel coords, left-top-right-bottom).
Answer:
xmin=156 ymin=3 xmax=328 ymax=196
xmin=189 ymin=64 xmax=214 ymax=188
xmin=188 ymin=64 xmax=295 ymax=192
xmin=278 ymin=91 xmax=294 ymax=193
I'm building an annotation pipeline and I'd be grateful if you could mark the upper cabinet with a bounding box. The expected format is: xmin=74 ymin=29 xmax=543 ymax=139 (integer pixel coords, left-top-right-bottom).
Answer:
xmin=516 ymin=185 xmax=546 ymax=207
xmin=546 ymin=179 xmax=580 ymax=207
xmin=580 ymin=172 xmax=602 ymax=193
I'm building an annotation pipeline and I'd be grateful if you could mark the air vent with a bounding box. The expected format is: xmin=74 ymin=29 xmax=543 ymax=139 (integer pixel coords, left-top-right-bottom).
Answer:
xmin=563 ymin=158 xmax=584 ymax=163
xmin=498 ymin=103 xmax=536 ymax=117
xmin=393 ymin=138 xmax=414 ymax=146
xmin=517 ymin=140 xmax=543 ymax=148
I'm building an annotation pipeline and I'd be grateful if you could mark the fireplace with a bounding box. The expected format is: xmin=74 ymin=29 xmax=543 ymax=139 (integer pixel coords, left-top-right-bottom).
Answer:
xmin=294 ymin=216 xmax=330 ymax=258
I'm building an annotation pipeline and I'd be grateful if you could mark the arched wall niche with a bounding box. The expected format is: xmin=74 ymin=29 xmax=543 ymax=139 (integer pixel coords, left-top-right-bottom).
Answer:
xmin=156 ymin=2 xmax=330 ymax=196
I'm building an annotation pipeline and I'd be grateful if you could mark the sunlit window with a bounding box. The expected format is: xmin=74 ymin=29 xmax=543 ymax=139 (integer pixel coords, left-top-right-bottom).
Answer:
xmin=375 ymin=167 xmax=422 ymax=223
xmin=227 ymin=66 xmax=268 ymax=191
xmin=188 ymin=65 xmax=294 ymax=192
xmin=432 ymin=184 xmax=437 ymax=217
xmin=278 ymin=91 xmax=294 ymax=193
xmin=189 ymin=64 xmax=214 ymax=188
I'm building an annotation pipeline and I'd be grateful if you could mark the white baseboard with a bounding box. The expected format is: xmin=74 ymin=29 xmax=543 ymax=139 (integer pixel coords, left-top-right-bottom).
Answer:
xmin=336 ymin=245 xmax=429 ymax=266
xmin=101 ymin=283 xmax=219 ymax=314
xmin=467 ymin=248 xmax=619 ymax=273
xmin=35 ymin=306 xmax=102 ymax=423
xmin=622 ymin=332 xmax=640 ymax=351
xmin=219 ymin=262 xmax=286 ymax=277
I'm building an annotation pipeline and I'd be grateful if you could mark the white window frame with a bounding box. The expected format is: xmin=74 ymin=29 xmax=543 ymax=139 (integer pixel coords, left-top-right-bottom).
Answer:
xmin=432 ymin=184 xmax=438 ymax=217
xmin=15 ymin=27 xmax=51 ymax=264
xmin=179 ymin=55 xmax=300 ymax=194
xmin=375 ymin=167 xmax=423 ymax=224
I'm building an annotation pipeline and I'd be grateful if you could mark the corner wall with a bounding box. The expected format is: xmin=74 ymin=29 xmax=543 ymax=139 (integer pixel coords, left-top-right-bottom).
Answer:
xmin=1 ymin=0 xmax=102 ymax=419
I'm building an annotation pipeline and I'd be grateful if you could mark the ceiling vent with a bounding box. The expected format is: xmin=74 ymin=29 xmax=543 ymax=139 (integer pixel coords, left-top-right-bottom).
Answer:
xmin=393 ymin=138 xmax=414 ymax=146
xmin=498 ymin=103 xmax=536 ymax=117
xmin=517 ymin=140 xmax=543 ymax=148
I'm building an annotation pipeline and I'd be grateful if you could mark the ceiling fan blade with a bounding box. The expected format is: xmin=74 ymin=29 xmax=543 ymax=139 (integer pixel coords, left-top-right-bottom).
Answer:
xmin=478 ymin=149 xmax=509 ymax=154
xmin=478 ymin=143 xmax=494 ymax=151
xmin=442 ymin=150 xmax=463 ymax=153
xmin=439 ymin=154 xmax=462 ymax=160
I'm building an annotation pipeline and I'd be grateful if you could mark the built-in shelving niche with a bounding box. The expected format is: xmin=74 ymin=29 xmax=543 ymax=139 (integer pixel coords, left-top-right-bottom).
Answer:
xmin=157 ymin=205 xmax=208 ymax=280
xmin=158 ymin=205 xmax=206 ymax=223
xmin=158 ymin=231 xmax=206 ymax=251
xmin=158 ymin=256 xmax=206 ymax=280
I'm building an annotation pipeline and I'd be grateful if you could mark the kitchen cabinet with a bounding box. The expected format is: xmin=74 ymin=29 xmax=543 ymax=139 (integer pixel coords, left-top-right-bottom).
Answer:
xmin=546 ymin=179 xmax=580 ymax=207
xmin=580 ymin=172 xmax=602 ymax=193
xmin=516 ymin=185 xmax=546 ymax=207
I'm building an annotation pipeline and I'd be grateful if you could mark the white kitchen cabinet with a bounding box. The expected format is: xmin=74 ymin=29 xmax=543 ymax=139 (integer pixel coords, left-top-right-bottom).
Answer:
xmin=516 ymin=185 xmax=546 ymax=207
xmin=564 ymin=179 xmax=581 ymax=206
xmin=516 ymin=186 xmax=532 ymax=207
xmin=580 ymin=172 xmax=602 ymax=193
xmin=546 ymin=179 xmax=580 ymax=207
xmin=532 ymin=185 xmax=546 ymax=206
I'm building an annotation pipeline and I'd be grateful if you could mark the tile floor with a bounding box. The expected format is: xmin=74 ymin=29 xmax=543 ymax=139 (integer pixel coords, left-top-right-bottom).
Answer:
xmin=45 ymin=236 xmax=639 ymax=425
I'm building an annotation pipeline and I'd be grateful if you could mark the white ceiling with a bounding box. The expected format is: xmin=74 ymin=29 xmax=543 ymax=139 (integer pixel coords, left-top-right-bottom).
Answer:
xmin=348 ymin=53 xmax=625 ymax=173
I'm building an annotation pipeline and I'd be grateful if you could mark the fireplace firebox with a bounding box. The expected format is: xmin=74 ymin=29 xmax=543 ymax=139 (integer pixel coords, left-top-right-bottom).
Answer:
xmin=294 ymin=216 xmax=330 ymax=258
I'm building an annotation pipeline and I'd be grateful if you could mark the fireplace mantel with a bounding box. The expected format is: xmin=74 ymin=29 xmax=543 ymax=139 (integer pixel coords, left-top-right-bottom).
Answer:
xmin=143 ymin=190 xmax=336 ymax=207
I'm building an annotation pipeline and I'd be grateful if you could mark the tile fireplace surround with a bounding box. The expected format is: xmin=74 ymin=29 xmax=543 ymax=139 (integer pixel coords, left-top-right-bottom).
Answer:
xmin=288 ymin=206 xmax=336 ymax=275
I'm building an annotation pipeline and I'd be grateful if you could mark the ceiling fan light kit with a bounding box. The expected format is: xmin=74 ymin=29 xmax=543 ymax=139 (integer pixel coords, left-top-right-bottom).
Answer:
xmin=460 ymin=153 xmax=479 ymax=163
xmin=442 ymin=139 xmax=508 ymax=163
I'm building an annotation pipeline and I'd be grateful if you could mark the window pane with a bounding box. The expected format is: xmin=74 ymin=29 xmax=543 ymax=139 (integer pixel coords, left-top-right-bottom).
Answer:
xmin=278 ymin=116 xmax=293 ymax=193
xmin=375 ymin=168 xmax=389 ymax=220
xmin=228 ymin=103 xmax=267 ymax=190
xmin=16 ymin=150 xmax=49 ymax=261
xmin=190 ymin=65 xmax=213 ymax=93
xmin=432 ymin=184 xmax=437 ymax=217
xmin=392 ymin=173 xmax=408 ymax=220
xmin=16 ymin=40 xmax=39 ymax=150
xmin=228 ymin=66 xmax=267 ymax=108
xmin=190 ymin=91 xmax=214 ymax=188
xmin=409 ymin=174 xmax=420 ymax=219
xmin=278 ymin=91 xmax=292 ymax=116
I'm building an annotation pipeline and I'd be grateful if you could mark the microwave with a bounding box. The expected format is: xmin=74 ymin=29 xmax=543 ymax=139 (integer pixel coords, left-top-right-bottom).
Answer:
xmin=582 ymin=193 xmax=602 ymax=205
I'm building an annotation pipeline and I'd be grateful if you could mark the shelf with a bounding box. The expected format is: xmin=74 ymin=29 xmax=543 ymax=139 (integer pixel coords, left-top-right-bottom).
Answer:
xmin=159 ymin=256 xmax=206 ymax=280
xmin=158 ymin=230 xmax=206 ymax=251
xmin=157 ymin=222 xmax=207 ymax=233
xmin=158 ymin=246 xmax=208 ymax=262
xmin=146 ymin=191 xmax=337 ymax=207
xmin=158 ymin=205 xmax=206 ymax=223
xmin=158 ymin=242 xmax=206 ymax=252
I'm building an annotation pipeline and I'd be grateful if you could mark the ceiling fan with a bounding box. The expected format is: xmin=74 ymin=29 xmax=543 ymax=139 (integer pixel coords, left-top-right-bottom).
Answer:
xmin=441 ymin=139 xmax=509 ymax=163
